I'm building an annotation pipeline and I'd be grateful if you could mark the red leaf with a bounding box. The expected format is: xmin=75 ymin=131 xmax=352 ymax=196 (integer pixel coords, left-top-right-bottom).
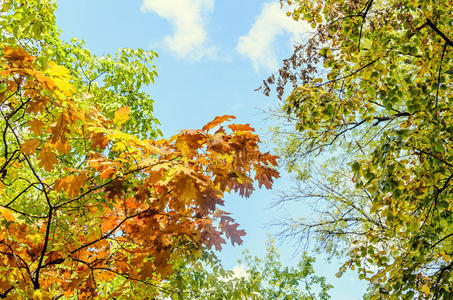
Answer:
xmin=223 ymin=223 xmax=246 ymax=246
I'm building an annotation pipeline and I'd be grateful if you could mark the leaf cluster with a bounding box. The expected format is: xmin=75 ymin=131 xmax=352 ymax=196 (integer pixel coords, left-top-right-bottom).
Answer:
xmin=266 ymin=0 xmax=453 ymax=298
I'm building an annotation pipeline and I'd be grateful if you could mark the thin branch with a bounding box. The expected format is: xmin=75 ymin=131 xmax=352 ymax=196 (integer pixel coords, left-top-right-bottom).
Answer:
xmin=426 ymin=19 xmax=453 ymax=46
xmin=358 ymin=0 xmax=374 ymax=51
xmin=318 ymin=58 xmax=379 ymax=87
xmin=33 ymin=207 xmax=53 ymax=289
xmin=430 ymin=232 xmax=453 ymax=249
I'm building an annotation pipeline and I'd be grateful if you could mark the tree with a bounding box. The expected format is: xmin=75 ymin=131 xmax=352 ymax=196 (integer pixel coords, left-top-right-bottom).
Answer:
xmin=160 ymin=239 xmax=332 ymax=300
xmin=0 ymin=1 xmax=279 ymax=298
xmin=263 ymin=0 xmax=452 ymax=298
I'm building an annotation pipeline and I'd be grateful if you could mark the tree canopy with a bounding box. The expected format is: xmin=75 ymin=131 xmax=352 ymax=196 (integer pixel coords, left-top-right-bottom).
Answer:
xmin=164 ymin=239 xmax=332 ymax=300
xmin=266 ymin=0 xmax=452 ymax=298
xmin=0 ymin=0 xmax=279 ymax=298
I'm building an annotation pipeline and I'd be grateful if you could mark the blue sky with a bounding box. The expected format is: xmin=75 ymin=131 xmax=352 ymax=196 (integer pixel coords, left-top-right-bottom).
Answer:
xmin=56 ymin=0 xmax=367 ymax=298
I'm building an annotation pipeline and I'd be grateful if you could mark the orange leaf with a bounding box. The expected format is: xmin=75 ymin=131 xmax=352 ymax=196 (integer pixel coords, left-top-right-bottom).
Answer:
xmin=21 ymin=139 xmax=40 ymax=155
xmin=90 ymin=132 xmax=109 ymax=150
xmin=254 ymin=165 xmax=280 ymax=189
xmin=259 ymin=152 xmax=279 ymax=166
xmin=38 ymin=147 xmax=58 ymax=171
xmin=54 ymin=172 xmax=88 ymax=198
xmin=227 ymin=123 xmax=255 ymax=132
xmin=0 ymin=207 xmax=15 ymax=222
xmin=52 ymin=140 xmax=71 ymax=154
xmin=100 ymin=167 xmax=116 ymax=179
xmin=2 ymin=46 xmax=35 ymax=63
xmin=28 ymin=118 xmax=46 ymax=135
xmin=202 ymin=115 xmax=236 ymax=132
xmin=49 ymin=112 xmax=70 ymax=144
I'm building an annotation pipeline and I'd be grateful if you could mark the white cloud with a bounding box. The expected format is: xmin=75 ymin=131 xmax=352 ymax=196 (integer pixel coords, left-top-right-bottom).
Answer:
xmin=231 ymin=265 xmax=248 ymax=279
xmin=141 ymin=0 xmax=216 ymax=60
xmin=236 ymin=2 xmax=312 ymax=71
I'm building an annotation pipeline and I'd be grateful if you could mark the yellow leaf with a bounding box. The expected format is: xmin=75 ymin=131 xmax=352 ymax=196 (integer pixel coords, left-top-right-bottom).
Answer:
xmin=45 ymin=62 xmax=75 ymax=97
xmin=421 ymin=284 xmax=430 ymax=296
xmin=0 ymin=180 xmax=5 ymax=194
xmin=114 ymin=106 xmax=130 ymax=126
xmin=32 ymin=289 xmax=52 ymax=300
xmin=46 ymin=61 xmax=71 ymax=79
xmin=0 ymin=207 xmax=15 ymax=222
xmin=21 ymin=139 xmax=40 ymax=155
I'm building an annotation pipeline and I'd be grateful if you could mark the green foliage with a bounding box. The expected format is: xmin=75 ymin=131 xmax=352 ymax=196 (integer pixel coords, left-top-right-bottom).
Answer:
xmin=0 ymin=0 xmax=161 ymax=138
xmin=160 ymin=240 xmax=332 ymax=300
xmin=266 ymin=0 xmax=453 ymax=298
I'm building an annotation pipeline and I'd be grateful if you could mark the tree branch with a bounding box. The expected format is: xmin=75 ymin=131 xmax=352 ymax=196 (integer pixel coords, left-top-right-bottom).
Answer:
xmin=426 ymin=19 xmax=453 ymax=46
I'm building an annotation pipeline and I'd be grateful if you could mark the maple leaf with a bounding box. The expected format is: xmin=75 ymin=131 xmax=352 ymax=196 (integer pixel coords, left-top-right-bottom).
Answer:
xmin=204 ymin=230 xmax=226 ymax=251
xmin=26 ymin=97 xmax=49 ymax=115
xmin=99 ymin=167 xmax=115 ymax=179
xmin=202 ymin=115 xmax=236 ymax=132
xmin=114 ymin=106 xmax=130 ymax=126
xmin=197 ymin=186 xmax=224 ymax=214
xmin=33 ymin=70 xmax=56 ymax=90
xmin=38 ymin=147 xmax=58 ymax=171
xmin=174 ymin=176 xmax=198 ymax=204
xmin=45 ymin=62 xmax=76 ymax=97
xmin=174 ymin=129 xmax=206 ymax=156
xmin=20 ymin=139 xmax=40 ymax=155
xmin=104 ymin=179 xmax=125 ymax=199
xmin=177 ymin=129 xmax=206 ymax=148
xmin=46 ymin=61 xmax=71 ymax=79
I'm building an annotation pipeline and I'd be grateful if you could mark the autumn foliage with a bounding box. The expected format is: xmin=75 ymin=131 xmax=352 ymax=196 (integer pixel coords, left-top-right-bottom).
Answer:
xmin=0 ymin=46 xmax=279 ymax=298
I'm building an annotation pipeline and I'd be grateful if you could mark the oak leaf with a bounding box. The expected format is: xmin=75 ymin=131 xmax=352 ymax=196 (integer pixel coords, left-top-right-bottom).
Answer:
xmin=227 ymin=123 xmax=255 ymax=132
xmin=222 ymin=223 xmax=246 ymax=246
xmin=54 ymin=172 xmax=88 ymax=198
xmin=28 ymin=118 xmax=46 ymax=135
xmin=38 ymin=147 xmax=58 ymax=171
xmin=202 ymin=115 xmax=236 ymax=132
xmin=254 ymin=165 xmax=280 ymax=189
xmin=21 ymin=139 xmax=40 ymax=155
